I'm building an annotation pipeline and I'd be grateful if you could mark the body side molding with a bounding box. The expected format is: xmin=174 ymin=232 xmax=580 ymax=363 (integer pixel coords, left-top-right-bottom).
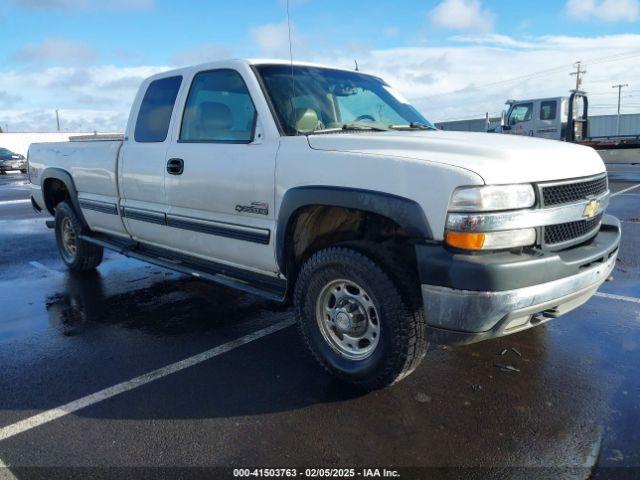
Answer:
xmin=79 ymin=199 xmax=118 ymax=215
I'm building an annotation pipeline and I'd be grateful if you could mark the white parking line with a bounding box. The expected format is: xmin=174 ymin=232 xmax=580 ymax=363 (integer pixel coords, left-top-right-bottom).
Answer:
xmin=595 ymin=292 xmax=640 ymax=304
xmin=611 ymin=184 xmax=640 ymax=197
xmin=0 ymin=457 xmax=17 ymax=480
xmin=0 ymin=318 xmax=296 ymax=443
xmin=0 ymin=199 xmax=30 ymax=206
xmin=28 ymin=261 xmax=64 ymax=278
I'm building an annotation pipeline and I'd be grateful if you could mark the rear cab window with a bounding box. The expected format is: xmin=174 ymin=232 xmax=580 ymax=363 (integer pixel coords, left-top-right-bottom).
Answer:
xmin=134 ymin=76 xmax=183 ymax=143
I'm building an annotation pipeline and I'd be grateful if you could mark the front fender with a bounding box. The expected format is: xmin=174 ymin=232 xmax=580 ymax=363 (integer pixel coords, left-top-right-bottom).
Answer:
xmin=275 ymin=186 xmax=432 ymax=273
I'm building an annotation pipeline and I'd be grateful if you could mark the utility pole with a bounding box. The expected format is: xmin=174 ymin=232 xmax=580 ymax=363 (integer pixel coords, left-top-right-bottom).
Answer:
xmin=612 ymin=83 xmax=629 ymax=136
xmin=570 ymin=61 xmax=587 ymax=92
xmin=55 ymin=110 xmax=61 ymax=132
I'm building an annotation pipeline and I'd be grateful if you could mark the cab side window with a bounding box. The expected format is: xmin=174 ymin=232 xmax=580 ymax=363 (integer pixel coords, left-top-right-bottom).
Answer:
xmin=180 ymin=70 xmax=256 ymax=143
xmin=540 ymin=101 xmax=557 ymax=121
xmin=508 ymin=103 xmax=533 ymax=125
xmin=134 ymin=76 xmax=182 ymax=143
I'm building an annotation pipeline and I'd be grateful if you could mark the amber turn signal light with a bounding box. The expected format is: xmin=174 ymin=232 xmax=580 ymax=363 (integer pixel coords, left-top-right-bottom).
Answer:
xmin=445 ymin=232 xmax=485 ymax=250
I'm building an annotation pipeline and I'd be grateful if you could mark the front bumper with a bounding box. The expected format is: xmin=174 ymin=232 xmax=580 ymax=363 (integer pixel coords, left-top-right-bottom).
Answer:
xmin=418 ymin=215 xmax=621 ymax=345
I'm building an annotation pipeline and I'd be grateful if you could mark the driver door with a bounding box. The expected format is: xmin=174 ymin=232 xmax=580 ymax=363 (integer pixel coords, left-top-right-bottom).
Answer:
xmin=507 ymin=102 xmax=535 ymax=136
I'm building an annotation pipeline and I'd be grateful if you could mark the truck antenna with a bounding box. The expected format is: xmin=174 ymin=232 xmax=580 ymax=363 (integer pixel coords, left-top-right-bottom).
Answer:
xmin=286 ymin=0 xmax=297 ymax=135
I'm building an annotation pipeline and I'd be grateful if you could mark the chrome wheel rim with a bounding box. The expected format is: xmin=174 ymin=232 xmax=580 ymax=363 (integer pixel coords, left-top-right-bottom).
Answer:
xmin=315 ymin=279 xmax=380 ymax=360
xmin=61 ymin=217 xmax=77 ymax=257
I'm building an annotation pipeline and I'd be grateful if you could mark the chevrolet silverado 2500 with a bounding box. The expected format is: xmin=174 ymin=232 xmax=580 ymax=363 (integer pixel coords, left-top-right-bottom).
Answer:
xmin=28 ymin=59 xmax=621 ymax=389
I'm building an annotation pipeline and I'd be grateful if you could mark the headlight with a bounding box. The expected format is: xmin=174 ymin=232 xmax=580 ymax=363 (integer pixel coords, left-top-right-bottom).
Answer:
xmin=449 ymin=184 xmax=535 ymax=212
xmin=446 ymin=183 xmax=537 ymax=250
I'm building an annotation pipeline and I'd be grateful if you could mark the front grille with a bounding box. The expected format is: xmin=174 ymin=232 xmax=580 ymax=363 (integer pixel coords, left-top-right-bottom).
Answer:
xmin=542 ymin=176 xmax=607 ymax=206
xmin=544 ymin=213 xmax=603 ymax=245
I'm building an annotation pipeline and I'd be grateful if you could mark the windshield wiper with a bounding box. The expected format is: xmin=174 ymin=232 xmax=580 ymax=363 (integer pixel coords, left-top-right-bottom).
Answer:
xmin=388 ymin=122 xmax=437 ymax=131
xmin=310 ymin=123 xmax=390 ymax=134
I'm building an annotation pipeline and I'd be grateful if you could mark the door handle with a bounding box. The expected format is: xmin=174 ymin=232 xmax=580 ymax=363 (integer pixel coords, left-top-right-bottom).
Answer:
xmin=167 ymin=158 xmax=184 ymax=175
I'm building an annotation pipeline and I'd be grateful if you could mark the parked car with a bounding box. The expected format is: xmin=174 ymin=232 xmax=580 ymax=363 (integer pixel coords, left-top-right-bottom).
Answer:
xmin=0 ymin=148 xmax=27 ymax=174
xmin=27 ymin=59 xmax=620 ymax=389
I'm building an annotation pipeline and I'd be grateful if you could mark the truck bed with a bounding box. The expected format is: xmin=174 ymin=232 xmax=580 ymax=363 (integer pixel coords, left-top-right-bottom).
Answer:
xmin=29 ymin=139 xmax=123 ymax=199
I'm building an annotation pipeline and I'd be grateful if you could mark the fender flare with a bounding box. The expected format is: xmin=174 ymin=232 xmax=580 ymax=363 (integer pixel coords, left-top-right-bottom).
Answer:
xmin=40 ymin=167 xmax=88 ymax=226
xmin=275 ymin=186 xmax=432 ymax=274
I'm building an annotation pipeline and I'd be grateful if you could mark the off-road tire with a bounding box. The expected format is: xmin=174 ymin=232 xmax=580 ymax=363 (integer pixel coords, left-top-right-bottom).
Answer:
xmin=54 ymin=201 xmax=103 ymax=271
xmin=294 ymin=242 xmax=427 ymax=390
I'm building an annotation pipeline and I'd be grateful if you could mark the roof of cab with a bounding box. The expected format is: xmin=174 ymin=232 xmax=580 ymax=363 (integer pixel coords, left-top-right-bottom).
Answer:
xmin=145 ymin=58 xmax=365 ymax=82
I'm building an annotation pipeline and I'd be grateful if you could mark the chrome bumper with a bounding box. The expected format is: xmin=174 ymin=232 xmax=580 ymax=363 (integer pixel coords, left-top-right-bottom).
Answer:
xmin=422 ymin=247 xmax=618 ymax=345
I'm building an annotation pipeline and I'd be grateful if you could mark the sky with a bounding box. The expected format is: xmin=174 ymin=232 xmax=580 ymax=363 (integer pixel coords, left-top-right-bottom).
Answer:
xmin=1 ymin=0 xmax=640 ymax=132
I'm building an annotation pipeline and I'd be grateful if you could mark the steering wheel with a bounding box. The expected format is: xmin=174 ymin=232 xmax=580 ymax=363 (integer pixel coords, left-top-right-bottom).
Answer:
xmin=354 ymin=114 xmax=376 ymax=122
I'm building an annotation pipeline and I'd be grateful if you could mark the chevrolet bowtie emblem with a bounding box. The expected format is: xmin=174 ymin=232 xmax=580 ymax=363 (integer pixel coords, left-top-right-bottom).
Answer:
xmin=583 ymin=199 xmax=599 ymax=219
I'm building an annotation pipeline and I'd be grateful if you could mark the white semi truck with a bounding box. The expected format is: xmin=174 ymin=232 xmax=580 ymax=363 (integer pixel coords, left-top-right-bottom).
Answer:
xmin=501 ymin=92 xmax=640 ymax=164
xmin=28 ymin=59 xmax=620 ymax=389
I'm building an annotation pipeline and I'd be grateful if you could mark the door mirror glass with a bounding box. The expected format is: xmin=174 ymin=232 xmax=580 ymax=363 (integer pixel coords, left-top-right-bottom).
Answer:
xmin=180 ymin=69 xmax=257 ymax=143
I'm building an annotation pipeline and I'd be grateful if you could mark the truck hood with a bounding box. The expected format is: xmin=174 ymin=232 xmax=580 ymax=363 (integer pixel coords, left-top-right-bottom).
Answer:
xmin=307 ymin=130 xmax=605 ymax=184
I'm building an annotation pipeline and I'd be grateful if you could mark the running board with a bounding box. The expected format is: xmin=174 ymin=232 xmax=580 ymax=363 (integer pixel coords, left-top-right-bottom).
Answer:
xmin=80 ymin=232 xmax=287 ymax=302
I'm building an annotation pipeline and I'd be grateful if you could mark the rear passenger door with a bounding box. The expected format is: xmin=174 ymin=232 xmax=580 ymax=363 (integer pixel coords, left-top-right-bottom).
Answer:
xmin=536 ymin=100 xmax=560 ymax=140
xmin=163 ymin=68 xmax=279 ymax=274
xmin=119 ymin=75 xmax=183 ymax=246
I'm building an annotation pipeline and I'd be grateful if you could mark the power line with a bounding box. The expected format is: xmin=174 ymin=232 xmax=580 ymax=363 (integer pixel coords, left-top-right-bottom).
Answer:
xmin=413 ymin=49 xmax=640 ymax=102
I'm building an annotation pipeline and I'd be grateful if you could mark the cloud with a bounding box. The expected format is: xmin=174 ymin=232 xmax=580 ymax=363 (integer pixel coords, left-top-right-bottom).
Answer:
xmin=566 ymin=0 xmax=639 ymax=22
xmin=0 ymin=65 xmax=165 ymax=131
xmin=383 ymin=27 xmax=399 ymax=38
xmin=250 ymin=21 xmax=293 ymax=58
xmin=450 ymin=34 xmax=538 ymax=49
xmin=9 ymin=38 xmax=98 ymax=66
xmin=429 ymin=0 xmax=495 ymax=32
xmin=308 ymin=34 xmax=640 ymax=122
xmin=169 ymin=44 xmax=232 ymax=67
xmin=13 ymin=0 xmax=154 ymax=11
xmin=0 ymin=91 xmax=22 ymax=107
xmin=2 ymin=33 xmax=640 ymax=132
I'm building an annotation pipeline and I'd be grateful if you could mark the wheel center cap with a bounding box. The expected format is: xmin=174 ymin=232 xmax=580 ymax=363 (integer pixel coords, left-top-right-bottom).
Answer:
xmin=335 ymin=311 xmax=352 ymax=332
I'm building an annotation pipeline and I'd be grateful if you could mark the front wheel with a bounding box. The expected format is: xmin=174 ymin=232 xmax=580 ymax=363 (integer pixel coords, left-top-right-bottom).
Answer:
xmin=54 ymin=201 xmax=104 ymax=271
xmin=294 ymin=245 xmax=427 ymax=390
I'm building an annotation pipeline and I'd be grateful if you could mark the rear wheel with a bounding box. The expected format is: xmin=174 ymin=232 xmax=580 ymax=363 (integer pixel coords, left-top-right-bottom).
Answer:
xmin=294 ymin=244 xmax=427 ymax=390
xmin=54 ymin=201 xmax=103 ymax=271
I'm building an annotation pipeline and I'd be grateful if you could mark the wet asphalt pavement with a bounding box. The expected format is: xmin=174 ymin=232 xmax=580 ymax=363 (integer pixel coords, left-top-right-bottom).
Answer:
xmin=0 ymin=168 xmax=639 ymax=480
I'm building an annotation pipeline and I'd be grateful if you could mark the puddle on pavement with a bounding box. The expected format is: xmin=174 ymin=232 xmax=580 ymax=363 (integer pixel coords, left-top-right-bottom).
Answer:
xmin=45 ymin=269 xmax=288 ymax=337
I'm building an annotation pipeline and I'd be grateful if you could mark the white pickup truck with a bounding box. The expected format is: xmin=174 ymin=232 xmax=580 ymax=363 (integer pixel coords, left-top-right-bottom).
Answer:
xmin=29 ymin=59 xmax=621 ymax=389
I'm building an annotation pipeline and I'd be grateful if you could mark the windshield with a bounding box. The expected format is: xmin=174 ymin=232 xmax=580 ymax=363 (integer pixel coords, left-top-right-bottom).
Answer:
xmin=255 ymin=65 xmax=433 ymax=135
xmin=0 ymin=148 xmax=16 ymax=156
